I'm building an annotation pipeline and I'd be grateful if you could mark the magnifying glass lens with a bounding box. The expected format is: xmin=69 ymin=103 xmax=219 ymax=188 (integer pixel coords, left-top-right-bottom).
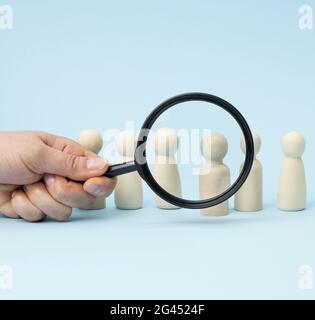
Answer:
xmin=143 ymin=100 xmax=246 ymax=211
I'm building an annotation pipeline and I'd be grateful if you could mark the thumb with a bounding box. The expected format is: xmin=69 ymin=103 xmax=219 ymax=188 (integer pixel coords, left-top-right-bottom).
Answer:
xmin=38 ymin=145 xmax=108 ymax=181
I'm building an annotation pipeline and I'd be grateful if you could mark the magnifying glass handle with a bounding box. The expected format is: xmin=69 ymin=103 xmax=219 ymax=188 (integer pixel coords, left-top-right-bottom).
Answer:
xmin=103 ymin=161 xmax=137 ymax=178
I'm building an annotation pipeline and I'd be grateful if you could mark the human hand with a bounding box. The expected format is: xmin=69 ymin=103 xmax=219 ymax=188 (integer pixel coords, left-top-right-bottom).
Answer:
xmin=0 ymin=131 xmax=116 ymax=222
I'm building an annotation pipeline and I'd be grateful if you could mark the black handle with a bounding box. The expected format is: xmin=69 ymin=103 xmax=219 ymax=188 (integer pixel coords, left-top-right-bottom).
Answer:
xmin=103 ymin=161 xmax=137 ymax=178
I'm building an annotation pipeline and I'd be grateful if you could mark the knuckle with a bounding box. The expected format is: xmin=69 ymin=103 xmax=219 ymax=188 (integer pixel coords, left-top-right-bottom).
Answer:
xmin=25 ymin=182 xmax=41 ymax=195
xmin=10 ymin=191 xmax=44 ymax=222
xmin=26 ymin=211 xmax=45 ymax=222
xmin=50 ymin=182 xmax=67 ymax=202
xmin=0 ymin=202 xmax=19 ymax=219
xmin=65 ymin=154 xmax=80 ymax=171
xmin=55 ymin=208 xmax=72 ymax=221
xmin=55 ymin=189 xmax=66 ymax=203
xmin=37 ymin=131 xmax=49 ymax=141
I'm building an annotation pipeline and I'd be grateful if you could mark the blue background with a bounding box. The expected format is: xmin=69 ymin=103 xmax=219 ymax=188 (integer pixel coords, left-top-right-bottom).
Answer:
xmin=0 ymin=0 xmax=315 ymax=299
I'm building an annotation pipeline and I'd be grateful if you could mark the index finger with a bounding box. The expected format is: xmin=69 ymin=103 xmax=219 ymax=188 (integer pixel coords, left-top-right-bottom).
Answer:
xmin=40 ymin=133 xmax=98 ymax=158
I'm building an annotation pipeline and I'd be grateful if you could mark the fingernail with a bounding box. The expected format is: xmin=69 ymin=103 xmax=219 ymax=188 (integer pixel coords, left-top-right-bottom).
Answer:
xmin=11 ymin=191 xmax=17 ymax=198
xmin=85 ymin=183 xmax=106 ymax=197
xmin=86 ymin=157 xmax=107 ymax=171
xmin=45 ymin=175 xmax=55 ymax=187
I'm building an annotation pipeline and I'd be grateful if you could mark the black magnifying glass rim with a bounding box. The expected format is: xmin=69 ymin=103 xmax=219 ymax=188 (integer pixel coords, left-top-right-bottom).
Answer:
xmin=134 ymin=92 xmax=255 ymax=210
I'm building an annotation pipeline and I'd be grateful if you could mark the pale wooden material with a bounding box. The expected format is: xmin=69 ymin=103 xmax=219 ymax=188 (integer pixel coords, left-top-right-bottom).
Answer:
xmin=199 ymin=133 xmax=230 ymax=216
xmin=78 ymin=129 xmax=105 ymax=209
xmin=235 ymin=133 xmax=263 ymax=212
xmin=152 ymin=128 xmax=182 ymax=209
xmin=77 ymin=130 xmax=103 ymax=154
xmin=114 ymin=131 xmax=143 ymax=210
xmin=277 ymin=132 xmax=306 ymax=212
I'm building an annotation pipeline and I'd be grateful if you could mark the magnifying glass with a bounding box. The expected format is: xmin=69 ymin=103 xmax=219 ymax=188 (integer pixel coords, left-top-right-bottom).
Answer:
xmin=104 ymin=92 xmax=254 ymax=210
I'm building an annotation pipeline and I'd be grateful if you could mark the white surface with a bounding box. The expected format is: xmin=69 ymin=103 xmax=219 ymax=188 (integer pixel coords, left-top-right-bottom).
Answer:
xmin=1 ymin=204 xmax=315 ymax=300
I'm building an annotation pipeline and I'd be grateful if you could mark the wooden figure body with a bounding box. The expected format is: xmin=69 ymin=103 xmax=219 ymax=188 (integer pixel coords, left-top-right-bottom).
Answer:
xmin=235 ymin=133 xmax=263 ymax=212
xmin=114 ymin=131 xmax=143 ymax=210
xmin=152 ymin=128 xmax=182 ymax=209
xmin=278 ymin=132 xmax=306 ymax=211
xmin=199 ymin=133 xmax=230 ymax=216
